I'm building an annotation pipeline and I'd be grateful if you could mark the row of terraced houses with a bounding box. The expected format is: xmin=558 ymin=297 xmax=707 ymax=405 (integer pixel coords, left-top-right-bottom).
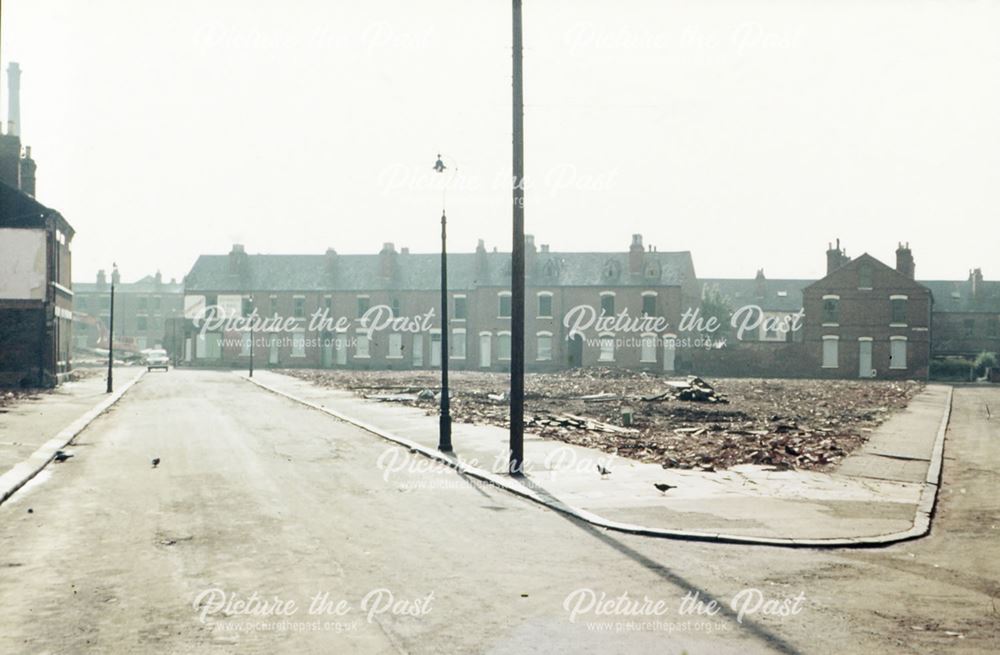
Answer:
xmin=71 ymin=235 xmax=998 ymax=381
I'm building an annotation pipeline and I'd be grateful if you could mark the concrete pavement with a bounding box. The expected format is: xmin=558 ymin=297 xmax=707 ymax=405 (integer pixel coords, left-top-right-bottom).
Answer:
xmin=245 ymin=370 xmax=951 ymax=546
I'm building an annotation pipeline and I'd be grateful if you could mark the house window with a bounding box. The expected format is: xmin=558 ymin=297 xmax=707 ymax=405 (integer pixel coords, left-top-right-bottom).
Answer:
xmin=498 ymin=293 xmax=512 ymax=318
xmin=324 ymin=295 xmax=333 ymax=311
xmin=890 ymin=296 xmax=907 ymax=324
xmin=988 ymin=318 xmax=999 ymax=338
xmin=641 ymin=294 xmax=657 ymax=317
xmin=242 ymin=296 xmax=254 ymax=316
xmin=498 ymin=332 xmax=512 ymax=360
xmin=600 ymin=293 xmax=615 ymax=316
xmin=536 ymin=332 xmax=552 ymax=361
xmin=452 ymin=329 xmax=466 ymax=359
xmin=640 ymin=334 xmax=657 ymax=363
xmin=822 ymin=336 xmax=839 ymax=368
xmin=388 ymin=333 xmax=403 ymax=358
xmin=453 ymin=296 xmax=467 ymax=320
xmin=355 ymin=332 xmax=370 ymax=358
xmin=890 ymin=337 xmax=907 ymax=369
xmin=964 ymin=319 xmax=975 ymax=337
xmin=391 ymin=298 xmax=401 ymax=317
xmin=357 ymin=296 xmax=370 ymax=316
xmin=294 ymin=296 xmax=305 ymax=318
xmin=138 ymin=297 xmax=148 ymax=311
xmin=598 ymin=334 xmax=615 ymax=362
xmin=537 ymin=293 xmax=553 ymax=318
xmin=269 ymin=295 xmax=279 ymax=314
xmin=822 ymin=297 xmax=839 ymax=324
xmin=858 ymin=264 xmax=873 ymax=289
xmin=153 ymin=296 xmax=161 ymax=311
xmin=137 ymin=316 xmax=148 ymax=331
xmin=291 ymin=331 xmax=306 ymax=357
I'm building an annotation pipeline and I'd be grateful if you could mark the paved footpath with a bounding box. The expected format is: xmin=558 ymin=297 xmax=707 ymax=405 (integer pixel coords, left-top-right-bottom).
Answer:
xmin=246 ymin=371 xmax=951 ymax=545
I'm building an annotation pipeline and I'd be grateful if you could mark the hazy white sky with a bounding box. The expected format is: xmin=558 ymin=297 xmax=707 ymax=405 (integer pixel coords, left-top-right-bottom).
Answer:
xmin=1 ymin=0 xmax=997 ymax=284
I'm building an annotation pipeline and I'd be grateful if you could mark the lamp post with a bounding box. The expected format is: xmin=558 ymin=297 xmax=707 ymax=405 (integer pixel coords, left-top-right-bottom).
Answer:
xmin=248 ymin=296 xmax=255 ymax=378
xmin=433 ymin=154 xmax=457 ymax=452
xmin=509 ymin=0 xmax=526 ymax=475
xmin=106 ymin=263 xmax=117 ymax=393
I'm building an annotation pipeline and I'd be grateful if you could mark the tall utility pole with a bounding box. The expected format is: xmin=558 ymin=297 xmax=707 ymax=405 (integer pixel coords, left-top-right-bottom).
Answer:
xmin=106 ymin=264 xmax=117 ymax=393
xmin=439 ymin=208 xmax=452 ymax=451
xmin=509 ymin=0 xmax=526 ymax=475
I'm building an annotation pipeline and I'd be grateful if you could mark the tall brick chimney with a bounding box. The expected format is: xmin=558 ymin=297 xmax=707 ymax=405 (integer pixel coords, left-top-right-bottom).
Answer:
xmin=754 ymin=268 xmax=766 ymax=299
xmin=97 ymin=269 xmax=107 ymax=288
xmin=826 ymin=239 xmax=849 ymax=275
xmin=895 ymin=242 xmax=914 ymax=279
xmin=628 ymin=234 xmax=644 ymax=275
xmin=6 ymin=63 xmax=20 ymax=137
xmin=0 ymin=63 xmax=23 ymax=189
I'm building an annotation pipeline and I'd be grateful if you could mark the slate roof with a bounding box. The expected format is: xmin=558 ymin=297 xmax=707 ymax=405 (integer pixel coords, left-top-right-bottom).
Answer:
xmin=0 ymin=179 xmax=73 ymax=236
xmin=700 ymin=278 xmax=809 ymax=312
xmin=922 ymin=279 xmax=1000 ymax=313
xmin=182 ymin=250 xmax=697 ymax=293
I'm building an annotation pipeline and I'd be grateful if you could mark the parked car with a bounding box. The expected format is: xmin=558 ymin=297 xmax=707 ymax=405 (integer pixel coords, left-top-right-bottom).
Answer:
xmin=145 ymin=349 xmax=170 ymax=372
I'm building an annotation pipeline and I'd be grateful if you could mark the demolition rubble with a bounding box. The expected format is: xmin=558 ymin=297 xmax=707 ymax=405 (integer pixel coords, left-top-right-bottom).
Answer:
xmin=283 ymin=369 xmax=923 ymax=471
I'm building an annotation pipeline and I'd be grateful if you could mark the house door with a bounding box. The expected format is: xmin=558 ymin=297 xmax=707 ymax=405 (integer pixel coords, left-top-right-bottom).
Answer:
xmin=412 ymin=335 xmax=423 ymax=367
xmin=335 ymin=333 xmax=347 ymax=365
xmin=268 ymin=336 xmax=279 ymax=365
xmin=322 ymin=335 xmax=334 ymax=367
xmin=479 ymin=334 xmax=491 ymax=367
xmin=663 ymin=337 xmax=676 ymax=372
xmin=567 ymin=334 xmax=584 ymax=368
xmin=858 ymin=340 xmax=874 ymax=378
xmin=430 ymin=334 xmax=441 ymax=367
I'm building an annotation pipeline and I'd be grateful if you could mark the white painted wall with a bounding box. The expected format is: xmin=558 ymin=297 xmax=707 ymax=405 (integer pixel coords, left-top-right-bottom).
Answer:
xmin=0 ymin=228 xmax=47 ymax=300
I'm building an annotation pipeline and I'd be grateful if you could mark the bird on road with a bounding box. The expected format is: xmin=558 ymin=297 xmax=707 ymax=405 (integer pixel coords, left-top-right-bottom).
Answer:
xmin=654 ymin=482 xmax=677 ymax=494
xmin=53 ymin=450 xmax=74 ymax=463
xmin=596 ymin=464 xmax=611 ymax=477
xmin=151 ymin=457 xmax=160 ymax=468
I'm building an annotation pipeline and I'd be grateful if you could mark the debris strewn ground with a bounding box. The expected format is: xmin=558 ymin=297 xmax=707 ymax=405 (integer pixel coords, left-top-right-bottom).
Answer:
xmin=281 ymin=368 xmax=923 ymax=471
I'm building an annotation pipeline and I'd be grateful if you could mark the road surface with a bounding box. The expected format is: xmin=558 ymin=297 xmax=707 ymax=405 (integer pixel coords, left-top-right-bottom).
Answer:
xmin=0 ymin=370 xmax=996 ymax=654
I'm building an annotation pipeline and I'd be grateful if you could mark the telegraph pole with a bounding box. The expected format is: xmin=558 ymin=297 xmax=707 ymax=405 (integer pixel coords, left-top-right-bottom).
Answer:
xmin=509 ymin=0 xmax=525 ymax=475
xmin=106 ymin=264 xmax=117 ymax=393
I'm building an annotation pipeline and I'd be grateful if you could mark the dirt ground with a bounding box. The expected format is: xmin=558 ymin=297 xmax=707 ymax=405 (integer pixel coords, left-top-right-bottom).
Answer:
xmin=282 ymin=368 xmax=923 ymax=472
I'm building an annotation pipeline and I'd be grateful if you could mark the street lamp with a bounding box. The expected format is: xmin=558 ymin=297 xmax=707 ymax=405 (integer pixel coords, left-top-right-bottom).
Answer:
xmin=434 ymin=153 xmax=458 ymax=452
xmin=106 ymin=263 xmax=117 ymax=393
xmin=247 ymin=296 xmax=255 ymax=378
xmin=509 ymin=0 xmax=526 ymax=475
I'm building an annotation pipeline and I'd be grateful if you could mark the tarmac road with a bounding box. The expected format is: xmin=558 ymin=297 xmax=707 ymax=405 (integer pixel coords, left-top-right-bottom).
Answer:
xmin=0 ymin=370 xmax=996 ymax=654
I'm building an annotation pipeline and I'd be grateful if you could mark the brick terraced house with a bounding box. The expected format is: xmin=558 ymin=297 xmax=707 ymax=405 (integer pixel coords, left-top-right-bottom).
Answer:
xmin=180 ymin=235 xmax=699 ymax=373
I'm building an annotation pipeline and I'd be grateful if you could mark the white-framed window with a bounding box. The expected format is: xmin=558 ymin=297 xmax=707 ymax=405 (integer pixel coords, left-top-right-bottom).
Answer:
xmin=890 ymin=336 xmax=907 ymax=369
xmin=890 ymin=295 xmax=908 ymax=326
xmin=388 ymin=333 xmax=403 ymax=359
xmin=640 ymin=333 xmax=657 ymax=363
xmin=498 ymin=292 xmax=512 ymax=318
xmin=641 ymin=291 xmax=657 ymax=317
xmin=498 ymin=331 xmax=512 ymax=360
xmin=355 ymin=331 xmax=370 ymax=358
xmin=292 ymin=330 xmax=306 ymax=357
xmin=822 ymin=335 xmax=839 ymax=368
xmin=598 ymin=332 xmax=615 ymax=362
xmin=453 ymin=294 xmax=467 ymax=321
xmin=452 ymin=328 xmax=467 ymax=359
xmin=599 ymin=291 xmax=616 ymax=316
xmin=822 ymin=295 xmax=840 ymax=325
xmin=537 ymin=291 xmax=553 ymax=318
xmin=536 ymin=331 xmax=552 ymax=361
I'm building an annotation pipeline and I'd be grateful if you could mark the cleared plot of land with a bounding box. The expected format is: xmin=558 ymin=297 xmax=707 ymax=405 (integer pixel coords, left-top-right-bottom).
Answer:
xmin=282 ymin=368 xmax=923 ymax=472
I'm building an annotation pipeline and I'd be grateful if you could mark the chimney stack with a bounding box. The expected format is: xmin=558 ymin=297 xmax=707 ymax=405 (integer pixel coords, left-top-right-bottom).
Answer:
xmin=826 ymin=239 xmax=849 ymax=275
xmin=895 ymin=242 xmax=914 ymax=279
xmin=97 ymin=269 xmax=107 ymax=287
xmin=6 ymin=63 xmax=21 ymax=137
xmin=19 ymin=145 xmax=36 ymax=196
xmin=629 ymin=233 xmax=644 ymax=275
xmin=379 ymin=242 xmax=397 ymax=280
xmin=228 ymin=244 xmax=248 ymax=275
xmin=970 ymin=267 xmax=984 ymax=298
xmin=111 ymin=267 xmax=121 ymax=286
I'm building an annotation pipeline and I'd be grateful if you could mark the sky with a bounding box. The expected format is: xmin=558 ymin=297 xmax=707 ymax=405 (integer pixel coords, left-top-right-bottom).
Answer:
xmin=1 ymin=0 xmax=997 ymax=284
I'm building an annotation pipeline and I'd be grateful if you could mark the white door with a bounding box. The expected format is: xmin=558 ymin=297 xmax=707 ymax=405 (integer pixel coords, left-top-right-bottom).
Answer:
xmin=430 ymin=335 xmax=441 ymax=367
xmin=269 ymin=335 xmax=279 ymax=365
xmin=479 ymin=334 xmax=491 ymax=367
xmin=663 ymin=337 xmax=676 ymax=372
xmin=335 ymin=333 xmax=347 ymax=365
xmin=412 ymin=335 xmax=423 ymax=367
xmin=859 ymin=340 xmax=873 ymax=378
